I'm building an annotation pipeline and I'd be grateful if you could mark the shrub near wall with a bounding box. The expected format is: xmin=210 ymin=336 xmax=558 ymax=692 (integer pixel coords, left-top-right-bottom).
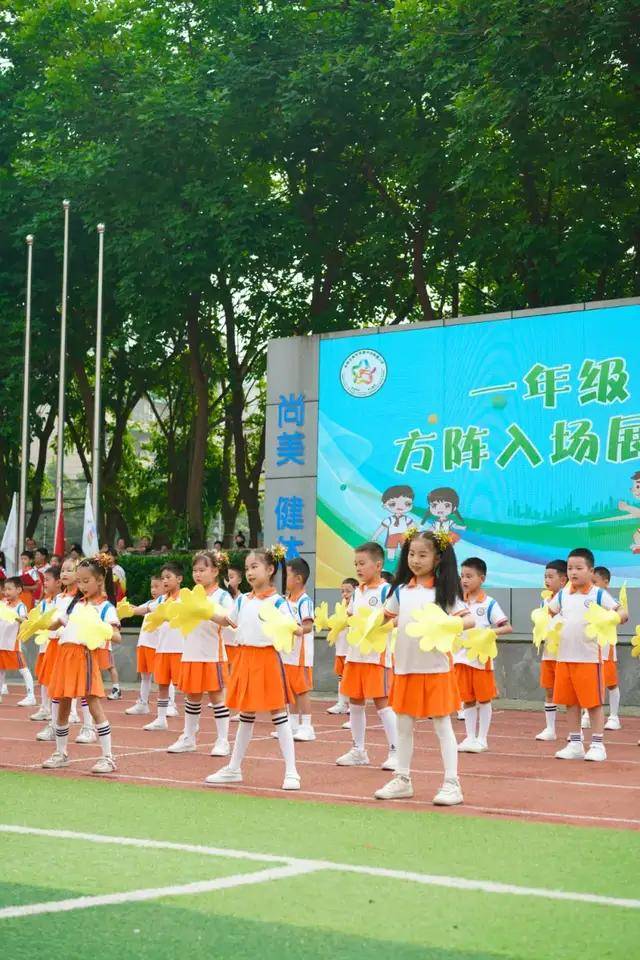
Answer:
xmin=118 ymin=551 xmax=250 ymax=604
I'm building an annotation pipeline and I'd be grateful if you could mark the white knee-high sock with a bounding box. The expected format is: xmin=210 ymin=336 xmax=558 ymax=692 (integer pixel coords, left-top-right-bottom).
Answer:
xmin=80 ymin=698 xmax=92 ymax=726
xmin=157 ymin=698 xmax=168 ymax=721
xmin=464 ymin=706 xmax=477 ymax=740
xmin=544 ymin=702 xmax=557 ymax=733
xmin=70 ymin=697 xmax=78 ymax=716
xmin=96 ymin=722 xmax=112 ymax=757
xmin=140 ymin=673 xmax=152 ymax=704
xmin=50 ymin=699 xmax=59 ymax=726
xmin=229 ymin=713 xmax=255 ymax=771
xmin=40 ymin=685 xmax=50 ymax=709
xmin=55 ymin=724 xmax=69 ymax=756
xmin=608 ymin=686 xmax=620 ymax=716
xmin=377 ymin=706 xmax=397 ymax=750
xmin=349 ymin=703 xmax=366 ymax=751
xmin=184 ymin=700 xmax=201 ymax=740
xmin=395 ymin=713 xmax=414 ymax=778
xmin=19 ymin=667 xmax=34 ymax=697
xmin=273 ymin=712 xmax=298 ymax=776
xmin=168 ymin=682 xmax=176 ymax=705
xmin=213 ymin=703 xmax=230 ymax=742
xmin=433 ymin=716 xmax=458 ymax=781
xmin=478 ymin=702 xmax=492 ymax=743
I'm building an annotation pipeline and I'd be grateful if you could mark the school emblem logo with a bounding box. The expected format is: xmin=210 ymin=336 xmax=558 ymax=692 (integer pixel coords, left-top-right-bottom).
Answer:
xmin=369 ymin=597 xmax=379 ymax=606
xmin=477 ymin=607 xmax=485 ymax=617
xmin=340 ymin=349 xmax=387 ymax=398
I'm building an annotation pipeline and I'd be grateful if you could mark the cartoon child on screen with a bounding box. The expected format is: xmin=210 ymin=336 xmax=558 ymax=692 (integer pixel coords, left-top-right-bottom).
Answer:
xmin=422 ymin=486 xmax=466 ymax=544
xmin=618 ymin=470 xmax=640 ymax=554
xmin=372 ymin=484 xmax=416 ymax=561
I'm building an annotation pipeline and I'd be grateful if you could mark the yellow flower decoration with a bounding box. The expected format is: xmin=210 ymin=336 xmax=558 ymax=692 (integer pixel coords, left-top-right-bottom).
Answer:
xmin=584 ymin=604 xmax=620 ymax=649
xmin=544 ymin=619 xmax=564 ymax=657
xmin=540 ymin=589 xmax=553 ymax=602
xmin=326 ymin=602 xmax=349 ymax=646
xmin=405 ymin=603 xmax=464 ymax=654
xmin=389 ymin=626 xmax=398 ymax=654
xmin=619 ymin=583 xmax=628 ymax=613
xmin=346 ymin=607 xmax=394 ymax=655
xmin=117 ymin=599 xmax=136 ymax=620
xmin=68 ymin=604 xmax=113 ymax=650
xmin=258 ymin=603 xmax=298 ymax=653
xmin=18 ymin=606 xmax=56 ymax=643
xmin=531 ymin=605 xmax=551 ymax=650
xmin=0 ymin=603 xmax=19 ymax=624
xmin=631 ymin=625 xmax=640 ymax=658
xmin=33 ymin=629 xmax=51 ymax=647
xmin=313 ymin=601 xmax=330 ymax=632
xmin=143 ymin=599 xmax=174 ymax=632
xmin=166 ymin=586 xmax=226 ymax=637
xmin=462 ymin=627 xmax=498 ymax=665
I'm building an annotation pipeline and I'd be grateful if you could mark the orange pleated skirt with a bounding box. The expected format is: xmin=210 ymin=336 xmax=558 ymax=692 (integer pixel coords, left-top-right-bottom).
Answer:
xmin=39 ymin=637 xmax=59 ymax=688
xmin=225 ymin=646 xmax=293 ymax=712
xmin=48 ymin=644 xmax=104 ymax=699
xmin=390 ymin=671 xmax=460 ymax=718
xmin=179 ymin=660 xmax=229 ymax=695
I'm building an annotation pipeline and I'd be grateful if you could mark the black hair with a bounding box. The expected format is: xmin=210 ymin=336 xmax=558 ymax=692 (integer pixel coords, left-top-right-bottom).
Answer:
xmin=249 ymin=547 xmax=286 ymax=593
xmin=286 ymin=557 xmax=310 ymax=584
xmin=5 ymin=576 xmax=23 ymax=590
xmin=593 ymin=565 xmax=611 ymax=582
xmin=77 ymin=557 xmax=116 ymax=604
xmin=632 ymin=471 xmax=640 ymax=480
xmin=44 ymin=566 xmax=61 ymax=581
xmin=392 ymin=530 xmax=462 ymax=612
xmin=193 ymin=550 xmax=227 ymax=581
xmin=150 ymin=571 xmax=163 ymax=581
xmin=0 ymin=551 xmax=5 ymax=567
xmin=35 ymin=547 xmax=49 ymax=560
xmin=21 ymin=550 xmax=34 ymax=562
xmin=545 ymin=559 xmax=568 ymax=576
xmin=381 ymin=484 xmax=414 ymax=504
xmin=228 ymin=563 xmax=244 ymax=576
xmin=461 ymin=557 xmax=487 ymax=577
xmin=354 ymin=541 xmax=384 ymax=563
xmin=381 ymin=570 xmax=394 ymax=584
xmin=568 ymin=547 xmax=595 ymax=568
xmin=160 ymin=561 xmax=184 ymax=577
xmin=423 ymin=486 xmax=464 ymax=525
xmin=342 ymin=577 xmax=359 ymax=588
xmin=70 ymin=543 xmax=83 ymax=554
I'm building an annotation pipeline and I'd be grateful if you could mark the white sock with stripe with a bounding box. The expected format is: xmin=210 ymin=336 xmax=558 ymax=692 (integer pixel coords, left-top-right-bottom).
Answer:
xmin=213 ymin=704 xmax=230 ymax=741
xmin=544 ymin=702 xmax=557 ymax=733
xmin=184 ymin=701 xmax=201 ymax=740
xmin=229 ymin=713 xmax=255 ymax=771
xmin=50 ymin=699 xmax=59 ymax=726
xmin=273 ymin=712 xmax=297 ymax=777
xmin=96 ymin=722 xmax=112 ymax=757
xmin=55 ymin=725 xmax=69 ymax=756
xmin=80 ymin=698 xmax=92 ymax=726
xmin=157 ymin=698 xmax=169 ymax=721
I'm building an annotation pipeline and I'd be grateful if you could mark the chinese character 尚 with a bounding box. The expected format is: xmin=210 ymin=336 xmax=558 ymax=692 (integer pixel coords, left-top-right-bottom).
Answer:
xmin=607 ymin=416 xmax=640 ymax=463
xmin=274 ymin=495 xmax=304 ymax=531
xmin=276 ymin=431 xmax=305 ymax=466
xmin=496 ymin=423 xmax=543 ymax=469
xmin=278 ymin=535 xmax=304 ymax=559
xmin=522 ymin=363 xmax=571 ymax=409
xmin=393 ymin=429 xmax=437 ymax=474
xmin=578 ymin=358 xmax=630 ymax=406
xmin=550 ymin=419 xmax=600 ymax=465
xmin=278 ymin=393 xmax=305 ymax=428
xmin=443 ymin=425 xmax=490 ymax=472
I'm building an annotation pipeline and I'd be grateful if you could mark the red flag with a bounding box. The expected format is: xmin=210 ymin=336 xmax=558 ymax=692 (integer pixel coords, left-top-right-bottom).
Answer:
xmin=53 ymin=490 xmax=65 ymax=557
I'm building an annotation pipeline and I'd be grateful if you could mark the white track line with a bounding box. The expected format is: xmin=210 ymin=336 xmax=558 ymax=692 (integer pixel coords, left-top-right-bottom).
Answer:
xmin=0 ymin=824 xmax=638 ymax=911
xmin=0 ymin=863 xmax=319 ymax=920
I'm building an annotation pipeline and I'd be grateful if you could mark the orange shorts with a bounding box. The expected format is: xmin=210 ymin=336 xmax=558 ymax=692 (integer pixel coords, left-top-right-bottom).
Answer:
xmin=390 ymin=671 xmax=460 ymax=718
xmin=553 ymin=661 xmax=605 ymax=709
xmin=284 ymin=664 xmax=313 ymax=696
xmin=603 ymin=659 xmax=618 ymax=688
xmin=225 ymin=646 xmax=239 ymax=669
xmin=39 ymin=637 xmax=59 ymax=688
xmin=0 ymin=650 xmax=22 ymax=670
xmin=225 ymin=645 xmax=293 ymax=713
xmin=137 ymin=645 xmax=156 ymax=675
xmin=540 ymin=659 xmax=557 ymax=690
xmin=334 ymin=655 xmax=346 ymax=678
xmin=455 ymin=663 xmax=498 ymax=703
xmin=96 ymin=647 xmax=114 ymax=671
xmin=179 ymin=660 xmax=229 ymax=695
xmin=341 ymin=662 xmax=391 ymax=700
xmin=153 ymin=651 xmax=183 ymax=686
xmin=48 ymin=644 xmax=104 ymax=699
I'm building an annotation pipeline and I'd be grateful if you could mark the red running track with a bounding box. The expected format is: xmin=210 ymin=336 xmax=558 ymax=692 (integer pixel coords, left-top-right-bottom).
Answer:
xmin=1 ymin=689 xmax=639 ymax=830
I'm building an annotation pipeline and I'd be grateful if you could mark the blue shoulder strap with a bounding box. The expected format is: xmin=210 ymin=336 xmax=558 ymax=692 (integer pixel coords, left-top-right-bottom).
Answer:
xmin=558 ymin=589 xmax=564 ymax=611
xmin=381 ymin=583 xmax=391 ymax=603
xmin=99 ymin=602 xmax=111 ymax=622
xmin=596 ymin=588 xmax=603 ymax=607
xmin=487 ymin=599 xmax=496 ymax=623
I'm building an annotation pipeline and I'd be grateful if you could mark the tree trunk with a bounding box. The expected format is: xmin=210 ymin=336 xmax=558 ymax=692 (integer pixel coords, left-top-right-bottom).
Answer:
xmin=220 ymin=404 xmax=241 ymax=546
xmin=412 ymin=232 xmax=436 ymax=322
xmin=184 ymin=291 xmax=207 ymax=547
xmin=26 ymin=405 xmax=56 ymax=537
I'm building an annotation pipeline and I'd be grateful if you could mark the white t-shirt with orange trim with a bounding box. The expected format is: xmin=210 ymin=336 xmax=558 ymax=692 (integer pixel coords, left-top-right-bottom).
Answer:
xmin=454 ymin=593 xmax=508 ymax=671
xmin=182 ymin=587 xmax=234 ymax=663
xmin=0 ymin=600 xmax=28 ymax=652
xmin=385 ymin=582 xmax=467 ymax=675
xmin=229 ymin=590 xmax=293 ymax=649
xmin=346 ymin=581 xmax=393 ymax=668
xmin=547 ymin=585 xmax=619 ymax=664
xmin=281 ymin=591 xmax=314 ymax=667
xmin=137 ymin=595 xmax=165 ymax=650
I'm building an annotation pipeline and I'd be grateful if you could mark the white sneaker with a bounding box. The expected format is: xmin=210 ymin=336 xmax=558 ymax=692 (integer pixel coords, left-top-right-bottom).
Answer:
xmin=144 ymin=717 xmax=168 ymax=731
xmin=42 ymin=751 xmax=69 ymax=769
xmin=36 ymin=722 xmax=55 ymax=741
xmin=457 ymin=737 xmax=484 ymax=753
xmin=381 ymin=748 xmax=397 ymax=771
xmin=166 ymin=703 xmax=179 ymax=718
xmin=17 ymin=694 xmax=37 ymax=707
xmin=167 ymin=734 xmax=196 ymax=753
xmin=125 ymin=700 xmax=150 ymax=716
xmin=341 ymin=719 xmax=351 ymax=729
xmin=68 ymin=711 xmax=81 ymax=725
xmin=604 ymin=715 xmax=621 ymax=731
xmin=92 ymin=755 xmax=117 ymax=774
xmin=230 ymin=714 xmax=240 ymax=722
xmin=106 ymin=687 xmax=122 ymax=701
xmin=327 ymin=702 xmax=349 ymax=715
xmin=585 ymin=742 xmax=607 ymax=762
xmin=205 ymin=764 xmax=243 ymax=785
xmin=30 ymin=706 xmax=51 ymax=721
xmin=555 ymin=741 xmax=586 ymax=760
xmin=581 ymin=710 xmax=591 ymax=729
xmin=336 ymin=747 xmax=370 ymax=766
xmin=433 ymin=777 xmax=463 ymax=805
xmin=375 ymin=775 xmax=414 ymax=800
xmin=476 ymin=739 xmax=488 ymax=752
xmin=293 ymin=725 xmax=316 ymax=742
xmin=456 ymin=710 xmax=465 ymax=721
xmin=0 ymin=683 xmax=8 ymax=695
xmin=282 ymin=773 xmax=301 ymax=791
xmin=210 ymin=738 xmax=231 ymax=757
xmin=535 ymin=728 xmax=557 ymax=741
xmin=75 ymin=725 xmax=97 ymax=744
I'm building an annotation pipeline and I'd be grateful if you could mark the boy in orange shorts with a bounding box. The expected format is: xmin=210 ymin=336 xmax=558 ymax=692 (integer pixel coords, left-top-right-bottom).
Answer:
xmin=280 ymin=558 xmax=315 ymax=741
xmin=535 ymin=559 xmax=568 ymax=742
xmin=592 ymin=565 xmax=622 ymax=731
xmin=145 ymin=562 xmax=184 ymax=731
xmin=455 ymin=558 xmax=512 ymax=752
xmin=336 ymin=542 xmax=397 ymax=770
xmin=551 ymin=548 xmax=626 ymax=762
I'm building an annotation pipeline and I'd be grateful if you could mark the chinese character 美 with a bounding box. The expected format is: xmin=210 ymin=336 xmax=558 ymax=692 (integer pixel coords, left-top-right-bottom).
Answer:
xmin=523 ymin=362 xmax=571 ymax=409
xmin=274 ymin=495 xmax=304 ymax=531
xmin=278 ymin=535 xmax=304 ymax=560
xmin=278 ymin=393 xmax=305 ymax=428
xmin=607 ymin=415 xmax=640 ymax=463
xmin=393 ymin=428 xmax=437 ymax=474
xmin=496 ymin=423 xmax=543 ymax=469
xmin=578 ymin=358 xmax=630 ymax=406
xmin=276 ymin=431 xmax=305 ymax=467
xmin=550 ymin=419 xmax=600 ymax=465
xmin=443 ymin=425 xmax=490 ymax=472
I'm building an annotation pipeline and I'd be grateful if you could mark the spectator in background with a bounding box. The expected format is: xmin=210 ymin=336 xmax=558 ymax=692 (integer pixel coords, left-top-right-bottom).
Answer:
xmin=213 ymin=540 xmax=224 ymax=551
xmin=234 ymin=531 xmax=247 ymax=549
xmin=116 ymin=536 xmax=129 ymax=553
xmin=51 ymin=553 xmax=62 ymax=567
xmin=25 ymin=537 xmax=37 ymax=552
xmin=158 ymin=544 xmax=171 ymax=555
xmin=69 ymin=543 xmax=84 ymax=561
xmin=35 ymin=547 xmax=51 ymax=574
xmin=0 ymin=551 xmax=6 ymax=583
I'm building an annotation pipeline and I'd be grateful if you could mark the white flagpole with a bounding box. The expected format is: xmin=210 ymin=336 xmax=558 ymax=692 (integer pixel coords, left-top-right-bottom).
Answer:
xmin=91 ymin=223 xmax=105 ymax=531
xmin=18 ymin=234 xmax=34 ymax=554
xmin=54 ymin=199 xmax=70 ymax=535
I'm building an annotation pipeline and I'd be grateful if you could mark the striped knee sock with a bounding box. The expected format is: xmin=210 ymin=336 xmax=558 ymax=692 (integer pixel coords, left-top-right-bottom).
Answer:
xmin=55 ymin=725 xmax=69 ymax=755
xmin=213 ymin=704 xmax=230 ymax=742
xmin=80 ymin=698 xmax=92 ymax=726
xmin=544 ymin=702 xmax=557 ymax=733
xmin=51 ymin=699 xmax=59 ymax=726
xmin=157 ymin=698 xmax=169 ymax=721
xmin=229 ymin=713 xmax=255 ymax=771
xmin=96 ymin=722 xmax=112 ymax=757
xmin=273 ymin=712 xmax=297 ymax=777
xmin=184 ymin=701 xmax=201 ymax=740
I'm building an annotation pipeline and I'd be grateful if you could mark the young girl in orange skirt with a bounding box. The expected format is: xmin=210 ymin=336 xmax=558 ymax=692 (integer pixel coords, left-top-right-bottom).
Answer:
xmin=125 ymin=573 xmax=164 ymax=717
xmin=376 ymin=530 xmax=472 ymax=805
xmin=326 ymin=577 xmax=357 ymax=718
xmin=31 ymin=565 xmax=62 ymax=722
xmin=205 ymin=546 xmax=302 ymax=791
xmin=36 ymin=558 xmax=79 ymax=742
xmin=145 ymin=562 xmax=184 ymax=731
xmin=223 ymin=563 xmax=243 ymax=673
xmin=0 ymin=578 xmax=28 ymax=701
xmin=43 ymin=554 xmax=121 ymax=774
xmin=168 ymin=551 xmax=234 ymax=756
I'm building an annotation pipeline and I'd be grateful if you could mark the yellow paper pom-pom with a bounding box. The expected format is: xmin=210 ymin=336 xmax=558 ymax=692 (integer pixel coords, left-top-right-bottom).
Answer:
xmin=0 ymin=603 xmax=20 ymax=624
xmin=326 ymin=603 xmax=349 ymax=646
xmin=631 ymin=625 xmax=640 ymax=658
xmin=313 ymin=602 xmax=330 ymax=632
xmin=531 ymin=605 xmax=551 ymax=650
xmin=346 ymin=607 xmax=394 ymax=655
xmin=143 ymin=599 xmax=174 ymax=632
xmin=584 ymin=604 xmax=620 ymax=649
xmin=619 ymin=583 xmax=628 ymax=613
xmin=540 ymin=589 xmax=553 ymax=602
xmin=33 ymin=629 xmax=51 ymax=647
xmin=544 ymin=619 xmax=564 ymax=657
xmin=462 ymin=627 xmax=498 ymax=665
xmin=68 ymin=604 xmax=113 ymax=650
xmin=405 ymin=603 xmax=464 ymax=654
xmin=117 ymin=599 xmax=136 ymax=620
xmin=258 ymin=603 xmax=298 ymax=653
xmin=166 ymin=586 xmax=224 ymax=637
xmin=18 ymin=606 xmax=56 ymax=643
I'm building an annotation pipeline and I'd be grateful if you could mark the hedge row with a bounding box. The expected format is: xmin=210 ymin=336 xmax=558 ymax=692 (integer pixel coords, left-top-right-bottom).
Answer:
xmin=118 ymin=551 xmax=249 ymax=604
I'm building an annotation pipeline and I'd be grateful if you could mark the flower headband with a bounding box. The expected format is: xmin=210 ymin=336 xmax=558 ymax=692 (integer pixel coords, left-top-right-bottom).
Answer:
xmin=268 ymin=543 xmax=286 ymax=563
xmin=432 ymin=530 xmax=454 ymax=552
xmin=92 ymin=552 xmax=115 ymax=570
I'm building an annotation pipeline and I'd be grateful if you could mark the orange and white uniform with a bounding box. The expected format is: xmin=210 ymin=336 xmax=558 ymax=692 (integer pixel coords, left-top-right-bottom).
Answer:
xmin=281 ymin=591 xmax=314 ymax=695
xmin=342 ymin=581 xmax=392 ymax=700
xmin=224 ymin=590 xmax=294 ymax=712
xmin=539 ymin=592 xmax=560 ymax=689
xmin=548 ymin=585 xmax=620 ymax=709
xmin=48 ymin=597 xmax=120 ymax=699
xmin=178 ymin=587 xmax=234 ymax=695
xmin=222 ymin=596 xmax=241 ymax=668
xmin=333 ymin=615 xmax=349 ymax=679
xmin=33 ymin=596 xmax=58 ymax=681
xmin=385 ymin=578 xmax=467 ymax=717
xmin=0 ymin=599 xmax=28 ymax=670
xmin=135 ymin=595 xmax=165 ymax=675
xmin=454 ymin=593 xmax=507 ymax=703
xmin=153 ymin=600 xmax=185 ymax=686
